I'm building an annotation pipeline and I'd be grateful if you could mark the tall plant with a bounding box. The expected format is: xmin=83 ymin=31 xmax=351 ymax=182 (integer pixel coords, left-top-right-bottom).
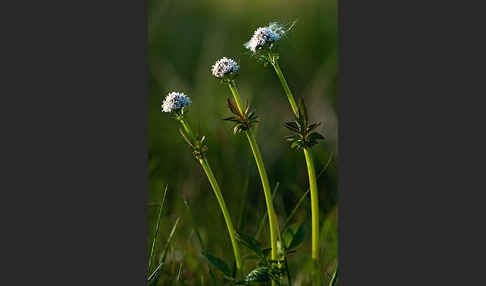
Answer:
xmin=211 ymin=58 xmax=282 ymax=276
xmin=161 ymin=92 xmax=243 ymax=276
xmin=244 ymin=22 xmax=325 ymax=281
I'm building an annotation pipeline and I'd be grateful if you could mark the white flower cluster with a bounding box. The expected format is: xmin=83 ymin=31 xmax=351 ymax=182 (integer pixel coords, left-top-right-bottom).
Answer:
xmin=211 ymin=57 xmax=239 ymax=78
xmin=161 ymin=92 xmax=192 ymax=113
xmin=244 ymin=23 xmax=286 ymax=53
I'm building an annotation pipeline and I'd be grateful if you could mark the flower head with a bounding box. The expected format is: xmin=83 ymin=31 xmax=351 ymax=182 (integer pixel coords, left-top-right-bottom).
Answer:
xmin=244 ymin=22 xmax=287 ymax=53
xmin=161 ymin=92 xmax=192 ymax=113
xmin=211 ymin=57 xmax=239 ymax=79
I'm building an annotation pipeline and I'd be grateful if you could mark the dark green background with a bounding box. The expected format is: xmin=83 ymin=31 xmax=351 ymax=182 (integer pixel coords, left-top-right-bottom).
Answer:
xmin=148 ymin=0 xmax=338 ymax=284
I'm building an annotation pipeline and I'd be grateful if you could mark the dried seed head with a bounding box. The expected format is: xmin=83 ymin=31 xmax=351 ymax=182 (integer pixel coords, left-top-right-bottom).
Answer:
xmin=161 ymin=92 xmax=192 ymax=113
xmin=211 ymin=57 xmax=239 ymax=79
xmin=244 ymin=23 xmax=286 ymax=53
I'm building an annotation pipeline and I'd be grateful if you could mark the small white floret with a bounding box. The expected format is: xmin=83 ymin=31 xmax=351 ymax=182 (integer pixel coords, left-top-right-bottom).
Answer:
xmin=161 ymin=92 xmax=192 ymax=113
xmin=244 ymin=23 xmax=286 ymax=53
xmin=211 ymin=57 xmax=239 ymax=79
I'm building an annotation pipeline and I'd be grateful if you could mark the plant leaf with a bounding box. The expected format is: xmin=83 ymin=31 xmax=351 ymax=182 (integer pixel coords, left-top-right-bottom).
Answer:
xmin=244 ymin=267 xmax=272 ymax=282
xmin=227 ymin=98 xmax=240 ymax=116
xmin=179 ymin=128 xmax=194 ymax=147
xmin=284 ymin=121 xmax=299 ymax=132
xmin=243 ymin=254 xmax=260 ymax=260
xmin=223 ymin=116 xmax=239 ymax=122
xmin=284 ymin=223 xmax=307 ymax=250
xmin=201 ymin=250 xmax=232 ymax=277
xmin=236 ymin=232 xmax=263 ymax=256
xmin=297 ymin=97 xmax=308 ymax=127
xmin=330 ymin=264 xmax=338 ymax=286
xmin=148 ymin=217 xmax=180 ymax=283
xmin=307 ymin=122 xmax=321 ymax=132
xmin=308 ymin=132 xmax=325 ymax=141
xmin=149 ymin=185 xmax=168 ymax=269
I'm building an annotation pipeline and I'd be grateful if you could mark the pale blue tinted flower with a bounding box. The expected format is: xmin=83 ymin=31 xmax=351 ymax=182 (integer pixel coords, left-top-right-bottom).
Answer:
xmin=162 ymin=92 xmax=192 ymax=113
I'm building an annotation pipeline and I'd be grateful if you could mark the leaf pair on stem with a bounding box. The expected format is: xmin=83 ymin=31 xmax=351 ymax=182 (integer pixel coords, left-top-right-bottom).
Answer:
xmin=284 ymin=98 xmax=325 ymax=150
xmin=223 ymin=98 xmax=259 ymax=135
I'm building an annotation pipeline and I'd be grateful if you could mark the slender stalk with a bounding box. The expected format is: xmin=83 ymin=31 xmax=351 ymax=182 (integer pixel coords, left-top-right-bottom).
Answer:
xmin=303 ymin=148 xmax=319 ymax=260
xmin=199 ymin=156 xmax=242 ymax=274
xmin=179 ymin=116 xmax=195 ymax=141
xmin=177 ymin=116 xmax=242 ymax=275
xmin=270 ymin=56 xmax=321 ymax=266
xmin=227 ymin=80 xmax=279 ymax=263
xmin=269 ymin=55 xmax=299 ymax=116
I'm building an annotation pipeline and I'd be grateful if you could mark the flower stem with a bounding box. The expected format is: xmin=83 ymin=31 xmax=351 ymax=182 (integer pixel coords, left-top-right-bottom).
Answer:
xmin=227 ymin=80 xmax=279 ymax=263
xmin=270 ymin=56 xmax=321 ymax=265
xmin=199 ymin=156 xmax=242 ymax=275
xmin=303 ymin=148 xmax=319 ymax=261
xmin=269 ymin=55 xmax=299 ymax=116
xmin=179 ymin=116 xmax=195 ymax=141
xmin=177 ymin=117 xmax=242 ymax=275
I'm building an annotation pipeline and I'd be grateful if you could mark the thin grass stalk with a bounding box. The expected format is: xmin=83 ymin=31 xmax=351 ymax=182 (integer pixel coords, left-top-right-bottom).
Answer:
xmin=149 ymin=185 xmax=169 ymax=269
xmin=177 ymin=117 xmax=242 ymax=275
xmin=269 ymin=56 xmax=321 ymax=284
xmin=227 ymin=80 xmax=279 ymax=264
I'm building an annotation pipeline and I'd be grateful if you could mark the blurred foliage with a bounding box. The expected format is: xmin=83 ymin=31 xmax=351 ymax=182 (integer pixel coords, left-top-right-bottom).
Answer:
xmin=148 ymin=0 xmax=338 ymax=284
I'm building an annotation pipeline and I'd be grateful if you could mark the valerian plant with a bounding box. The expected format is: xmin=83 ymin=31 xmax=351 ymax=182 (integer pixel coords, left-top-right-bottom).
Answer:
xmin=245 ymin=21 xmax=325 ymax=285
xmin=161 ymin=92 xmax=243 ymax=277
xmin=211 ymin=57 xmax=283 ymax=285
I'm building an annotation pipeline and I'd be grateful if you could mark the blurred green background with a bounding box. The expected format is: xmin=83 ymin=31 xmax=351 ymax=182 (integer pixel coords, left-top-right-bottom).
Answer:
xmin=148 ymin=0 xmax=338 ymax=284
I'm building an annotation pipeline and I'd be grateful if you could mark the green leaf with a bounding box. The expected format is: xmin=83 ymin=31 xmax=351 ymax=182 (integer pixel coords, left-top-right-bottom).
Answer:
xmin=243 ymin=254 xmax=260 ymax=260
xmin=262 ymin=248 xmax=272 ymax=258
xmin=244 ymin=267 xmax=272 ymax=282
xmin=284 ymin=121 xmax=299 ymax=132
xmin=223 ymin=116 xmax=239 ymax=122
xmin=308 ymin=132 xmax=325 ymax=141
xmin=297 ymin=97 xmax=308 ymax=127
xmin=284 ymin=223 xmax=307 ymax=250
xmin=236 ymin=232 xmax=263 ymax=256
xmin=255 ymin=182 xmax=280 ymax=240
xmin=149 ymin=185 xmax=168 ymax=269
xmin=148 ymin=217 xmax=180 ymax=283
xmin=290 ymin=141 xmax=300 ymax=149
xmin=330 ymin=264 xmax=338 ymax=286
xmin=307 ymin=122 xmax=321 ymax=132
xmin=201 ymin=250 xmax=232 ymax=277
xmin=179 ymin=128 xmax=194 ymax=148
xmin=227 ymin=98 xmax=240 ymax=116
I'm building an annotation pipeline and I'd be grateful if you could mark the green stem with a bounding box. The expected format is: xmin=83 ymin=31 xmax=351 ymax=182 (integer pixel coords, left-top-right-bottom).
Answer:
xmin=270 ymin=55 xmax=299 ymax=116
xmin=304 ymin=148 xmax=319 ymax=262
xmin=227 ymin=80 xmax=279 ymax=263
xmin=177 ymin=116 xmax=242 ymax=275
xmin=179 ymin=116 xmax=195 ymax=142
xmin=199 ymin=157 xmax=242 ymax=275
xmin=270 ymin=56 xmax=321 ymax=271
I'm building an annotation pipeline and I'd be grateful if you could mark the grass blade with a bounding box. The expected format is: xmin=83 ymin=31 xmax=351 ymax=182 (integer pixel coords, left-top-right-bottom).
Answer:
xmin=184 ymin=199 xmax=218 ymax=285
xmin=330 ymin=264 xmax=338 ymax=286
xmin=184 ymin=199 xmax=204 ymax=248
xmin=255 ymin=182 xmax=279 ymax=240
xmin=149 ymin=185 xmax=169 ymax=269
xmin=237 ymin=156 xmax=252 ymax=231
xmin=148 ymin=217 xmax=180 ymax=283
